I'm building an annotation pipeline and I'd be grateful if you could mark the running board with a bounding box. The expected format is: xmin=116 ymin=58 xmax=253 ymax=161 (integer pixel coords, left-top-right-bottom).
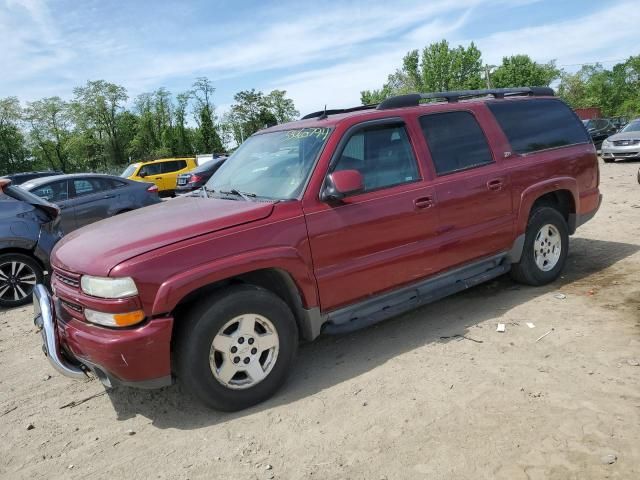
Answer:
xmin=322 ymin=254 xmax=510 ymax=335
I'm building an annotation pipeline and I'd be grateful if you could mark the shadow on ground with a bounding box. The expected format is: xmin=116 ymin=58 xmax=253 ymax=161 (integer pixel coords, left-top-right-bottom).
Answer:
xmin=105 ymin=237 xmax=639 ymax=428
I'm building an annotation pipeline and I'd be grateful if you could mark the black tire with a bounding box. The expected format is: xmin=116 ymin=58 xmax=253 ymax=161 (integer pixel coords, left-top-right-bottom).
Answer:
xmin=0 ymin=253 xmax=44 ymax=308
xmin=174 ymin=285 xmax=298 ymax=411
xmin=510 ymin=206 xmax=569 ymax=286
xmin=603 ymin=157 xmax=614 ymax=163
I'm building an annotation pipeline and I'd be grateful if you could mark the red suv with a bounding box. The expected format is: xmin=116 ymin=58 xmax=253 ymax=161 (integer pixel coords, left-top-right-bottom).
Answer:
xmin=34 ymin=87 xmax=601 ymax=411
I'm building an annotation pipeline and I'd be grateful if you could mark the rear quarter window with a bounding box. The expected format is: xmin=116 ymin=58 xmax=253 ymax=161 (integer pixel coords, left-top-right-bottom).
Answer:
xmin=487 ymin=99 xmax=589 ymax=154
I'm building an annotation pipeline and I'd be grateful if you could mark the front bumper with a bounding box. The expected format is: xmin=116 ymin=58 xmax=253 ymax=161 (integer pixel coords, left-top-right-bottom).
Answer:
xmin=33 ymin=284 xmax=174 ymax=389
xmin=601 ymin=144 xmax=640 ymax=160
xmin=33 ymin=284 xmax=87 ymax=379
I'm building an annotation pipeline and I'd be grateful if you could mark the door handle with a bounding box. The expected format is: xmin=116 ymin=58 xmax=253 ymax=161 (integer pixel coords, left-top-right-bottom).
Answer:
xmin=103 ymin=194 xmax=115 ymax=199
xmin=414 ymin=196 xmax=434 ymax=209
xmin=155 ymin=177 xmax=162 ymax=180
xmin=486 ymin=179 xmax=504 ymax=191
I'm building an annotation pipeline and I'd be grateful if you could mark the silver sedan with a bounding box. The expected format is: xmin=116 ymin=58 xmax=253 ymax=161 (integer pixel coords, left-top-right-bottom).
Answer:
xmin=601 ymin=118 xmax=640 ymax=163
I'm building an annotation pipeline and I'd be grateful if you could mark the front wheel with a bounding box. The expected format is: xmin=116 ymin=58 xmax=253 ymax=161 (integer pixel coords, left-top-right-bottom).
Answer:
xmin=175 ymin=285 xmax=298 ymax=411
xmin=510 ymin=206 xmax=569 ymax=286
xmin=0 ymin=253 xmax=43 ymax=308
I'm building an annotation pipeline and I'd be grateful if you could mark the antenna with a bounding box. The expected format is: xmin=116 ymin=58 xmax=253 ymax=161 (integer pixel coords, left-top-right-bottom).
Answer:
xmin=318 ymin=104 xmax=328 ymax=120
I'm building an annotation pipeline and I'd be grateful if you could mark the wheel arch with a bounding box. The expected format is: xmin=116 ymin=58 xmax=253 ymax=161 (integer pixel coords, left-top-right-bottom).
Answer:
xmin=517 ymin=178 xmax=579 ymax=236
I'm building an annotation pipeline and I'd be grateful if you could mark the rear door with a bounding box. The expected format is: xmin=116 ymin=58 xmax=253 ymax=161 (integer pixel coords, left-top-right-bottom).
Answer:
xmin=70 ymin=177 xmax=116 ymax=228
xmin=303 ymin=118 xmax=440 ymax=311
xmin=159 ymin=160 xmax=188 ymax=192
xmin=418 ymin=107 xmax=513 ymax=268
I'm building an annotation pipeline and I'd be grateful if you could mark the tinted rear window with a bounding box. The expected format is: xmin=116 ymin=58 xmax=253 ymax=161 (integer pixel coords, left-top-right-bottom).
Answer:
xmin=487 ymin=99 xmax=589 ymax=154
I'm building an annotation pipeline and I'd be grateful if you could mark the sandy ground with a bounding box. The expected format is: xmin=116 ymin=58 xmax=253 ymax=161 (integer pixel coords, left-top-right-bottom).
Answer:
xmin=1 ymin=160 xmax=639 ymax=480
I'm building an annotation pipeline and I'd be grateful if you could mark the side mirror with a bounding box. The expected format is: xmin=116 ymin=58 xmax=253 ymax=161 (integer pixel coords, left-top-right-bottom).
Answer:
xmin=138 ymin=171 xmax=146 ymax=178
xmin=321 ymin=169 xmax=364 ymax=202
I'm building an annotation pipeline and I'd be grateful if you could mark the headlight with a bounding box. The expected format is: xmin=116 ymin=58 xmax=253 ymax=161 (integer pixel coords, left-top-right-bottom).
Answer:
xmin=602 ymin=139 xmax=611 ymax=147
xmin=84 ymin=308 xmax=145 ymax=327
xmin=80 ymin=275 xmax=138 ymax=299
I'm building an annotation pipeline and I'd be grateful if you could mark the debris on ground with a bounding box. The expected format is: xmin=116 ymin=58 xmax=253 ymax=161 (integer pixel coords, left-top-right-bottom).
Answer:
xmin=59 ymin=391 xmax=107 ymax=409
xmin=26 ymin=423 xmax=35 ymax=430
xmin=554 ymin=293 xmax=566 ymax=300
xmin=526 ymin=322 xmax=535 ymax=329
xmin=496 ymin=323 xmax=505 ymax=333
xmin=627 ymin=359 xmax=639 ymax=367
xmin=536 ymin=329 xmax=554 ymax=342
xmin=600 ymin=454 xmax=617 ymax=465
xmin=439 ymin=334 xmax=483 ymax=343
xmin=1 ymin=406 xmax=17 ymax=417
xmin=127 ymin=429 xmax=136 ymax=436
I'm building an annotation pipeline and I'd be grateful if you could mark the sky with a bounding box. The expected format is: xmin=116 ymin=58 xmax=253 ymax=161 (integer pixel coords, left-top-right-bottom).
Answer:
xmin=1 ymin=0 xmax=639 ymax=117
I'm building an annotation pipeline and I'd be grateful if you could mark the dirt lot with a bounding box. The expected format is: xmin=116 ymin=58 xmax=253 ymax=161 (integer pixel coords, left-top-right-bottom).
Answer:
xmin=1 ymin=160 xmax=639 ymax=480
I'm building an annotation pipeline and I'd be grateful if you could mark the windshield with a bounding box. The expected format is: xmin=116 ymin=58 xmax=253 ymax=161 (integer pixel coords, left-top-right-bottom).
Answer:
xmin=121 ymin=165 xmax=138 ymax=178
xmin=621 ymin=120 xmax=640 ymax=133
xmin=206 ymin=127 xmax=331 ymax=199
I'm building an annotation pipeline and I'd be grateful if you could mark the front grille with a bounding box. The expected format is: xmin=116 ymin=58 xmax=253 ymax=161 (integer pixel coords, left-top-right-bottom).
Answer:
xmin=54 ymin=270 xmax=80 ymax=289
xmin=613 ymin=139 xmax=640 ymax=146
xmin=60 ymin=299 xmax=82 ymax=313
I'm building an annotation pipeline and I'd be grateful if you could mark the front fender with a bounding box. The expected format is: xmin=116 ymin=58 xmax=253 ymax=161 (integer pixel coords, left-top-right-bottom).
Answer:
xmin=151 ymin=246 xmax=318 ymax=315
xmin=515 ymin=176 xmax=579 ymax=235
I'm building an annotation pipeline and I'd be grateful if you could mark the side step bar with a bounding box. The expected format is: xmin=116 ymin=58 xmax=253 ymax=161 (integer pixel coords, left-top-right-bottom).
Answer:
xmin=322 ymin=254 xmax=510 ymax=335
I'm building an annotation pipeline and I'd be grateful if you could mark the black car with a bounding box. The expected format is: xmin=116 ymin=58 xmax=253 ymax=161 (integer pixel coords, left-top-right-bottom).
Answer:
xmin=176 ymin=157 xmax=227 ymax=193
xmin=1 ymin=171 xmax=63 ymax=185
xmin=582 ymin=118 xmax=617 ymax=148
xmin=20 ymin=174 xmax=162 ymax=233
xmin=0 ymin=179 xmax=63 ymax=308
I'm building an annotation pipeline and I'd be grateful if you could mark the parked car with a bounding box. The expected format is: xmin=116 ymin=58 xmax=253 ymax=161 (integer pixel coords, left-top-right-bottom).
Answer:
xmin=176 ymin=157 xmax=227 ymax=194
xmin=20 ymin=174 xmax=161 ymax=233
xmin=34 ymin=87 xmax=601 ymax=411
xmin=0 ymin=171 xmax=63 ymax=185
xmin=582 ymin=118 xmax=617 ymax=148
xmin=0 ymin=179 xmax=63 ymax=308
xmin=121 ymin=158 xmax=198 ymax=196
xmin=601 ymin=118 xmax=640 ymax=163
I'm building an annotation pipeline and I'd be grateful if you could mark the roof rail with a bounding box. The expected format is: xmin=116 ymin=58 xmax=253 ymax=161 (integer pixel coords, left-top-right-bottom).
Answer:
xmin=377 ymin=87 xmax=555 ymax=110
xmin=301 ymin=104 xmax=377 ymax=120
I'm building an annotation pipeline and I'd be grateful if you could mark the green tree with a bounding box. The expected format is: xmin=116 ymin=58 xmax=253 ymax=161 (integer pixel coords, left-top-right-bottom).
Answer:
xmin=264 ymin=90 xmax=299 ymax=123
xmin=0 ymin=97 xmax=29 ymax=174
xmin=191 ymin=77 xmax=224 ymax=154
xmin=71 ymin=80 xmax=128 ymax=169
xmin=24 ymin=97 xmax=72 ymax=172
xmin=174 ymin=91 xmax=193 ymax=155
xmin=361 ymin=40 xmax=484 ymax=103
xmin=491 ymin=55 xmax=560 ymax=88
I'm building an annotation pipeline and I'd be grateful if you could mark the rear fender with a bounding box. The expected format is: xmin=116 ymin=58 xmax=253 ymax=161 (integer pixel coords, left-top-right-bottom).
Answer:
xmin=516 ymin=177 xmax=579 ymax=236
xmin=151 ymin=246 xmax=318 ymax=315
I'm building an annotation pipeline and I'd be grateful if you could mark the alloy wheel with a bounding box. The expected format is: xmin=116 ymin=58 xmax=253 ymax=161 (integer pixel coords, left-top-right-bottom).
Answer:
xmin=533 ymin=224 xmax=562 ymax=272
xmin=0 ymin=260 xmax=37 ymax=303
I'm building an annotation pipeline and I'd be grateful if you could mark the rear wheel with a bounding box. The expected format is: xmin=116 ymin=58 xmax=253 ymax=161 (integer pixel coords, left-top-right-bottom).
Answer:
xmin=175 ymin=285 xmax=298 ymax=411
xmin=510 ymin=206 xmax=569 ymax=286
xmin=0 ymin=253 xmax=43 ymax=308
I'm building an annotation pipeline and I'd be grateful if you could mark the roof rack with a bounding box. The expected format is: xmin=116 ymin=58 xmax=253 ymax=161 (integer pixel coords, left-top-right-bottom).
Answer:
xmin=377 ymin=87 xmax=554 ymax=110
xmin=301 ymin=104 xmax=377 ymax=120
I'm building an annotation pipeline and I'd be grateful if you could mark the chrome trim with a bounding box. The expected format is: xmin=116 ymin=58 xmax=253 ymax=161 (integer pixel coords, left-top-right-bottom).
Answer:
xmin=33 ymin=284 xmax=87 ymax=380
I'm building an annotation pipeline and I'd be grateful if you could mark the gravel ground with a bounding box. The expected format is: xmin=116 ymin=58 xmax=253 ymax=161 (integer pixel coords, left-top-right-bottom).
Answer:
xmin=1 ymin=159 xmax=639 ymax=480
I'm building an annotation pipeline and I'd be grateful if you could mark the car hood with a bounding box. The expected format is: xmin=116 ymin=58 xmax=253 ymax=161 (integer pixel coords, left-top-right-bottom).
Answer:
xmin=607 ymin=131 xmax=640 ymax=141
xmin=52 ymin=196 xmax=275 ymax=275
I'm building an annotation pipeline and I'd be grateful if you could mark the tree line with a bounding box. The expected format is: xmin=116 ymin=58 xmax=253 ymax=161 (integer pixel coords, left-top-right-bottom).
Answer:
xmin=0 ymin=78 xmax=298 ymax=175
xmin=361 ymin=39 xmax=640 ymax=119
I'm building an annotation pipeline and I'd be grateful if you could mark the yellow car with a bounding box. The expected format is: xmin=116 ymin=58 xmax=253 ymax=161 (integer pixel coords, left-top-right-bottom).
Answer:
xmin=121 ymin=158 xmax=197 ymax=196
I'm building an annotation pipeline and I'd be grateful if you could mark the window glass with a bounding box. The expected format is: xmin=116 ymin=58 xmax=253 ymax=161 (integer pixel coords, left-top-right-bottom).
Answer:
xmin=73 ymin=179 xmax=97 ymax=196
xmin=121 ymin=165 xmax=138 ymax=178
xmin=488 ymin=99 xmax=590 ymax=154
xmin=420 ymin=112 xmax=493 ymax=175
xmin=91 ymin=178 xmax=115 ymax=192
xmin=161 ymin=160 xmax=186 ymax=173
xmin=333 ymin=124 xmax=419 ymax=192
xmin=139 ymin=163 xmax=162 ymax=176
xmin=30 ymin=181 xmax=69 ymax=202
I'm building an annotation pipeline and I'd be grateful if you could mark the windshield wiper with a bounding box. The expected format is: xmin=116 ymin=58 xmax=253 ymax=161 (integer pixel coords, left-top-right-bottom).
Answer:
xmin=219 ymin=189 xmax=257 ymax=201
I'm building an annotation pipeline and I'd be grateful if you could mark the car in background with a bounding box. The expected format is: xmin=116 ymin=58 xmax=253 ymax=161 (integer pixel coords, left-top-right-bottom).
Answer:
xmin=20 ymin=174 xmax=161 ymax=233
xmin=121 ymin=157 xmax=197 ymax=196
xmin=601 ymin=118 xmax=640 ymax=163
xmin=0 ymin=171 xmax=63 ymax=185
xmin=582 ymin=118 xmax=617 ymax=148
xmin=176 ymin=156 xmax=227 ymax=194
xmin=0 ymin=179 xmax=63 ymax=308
